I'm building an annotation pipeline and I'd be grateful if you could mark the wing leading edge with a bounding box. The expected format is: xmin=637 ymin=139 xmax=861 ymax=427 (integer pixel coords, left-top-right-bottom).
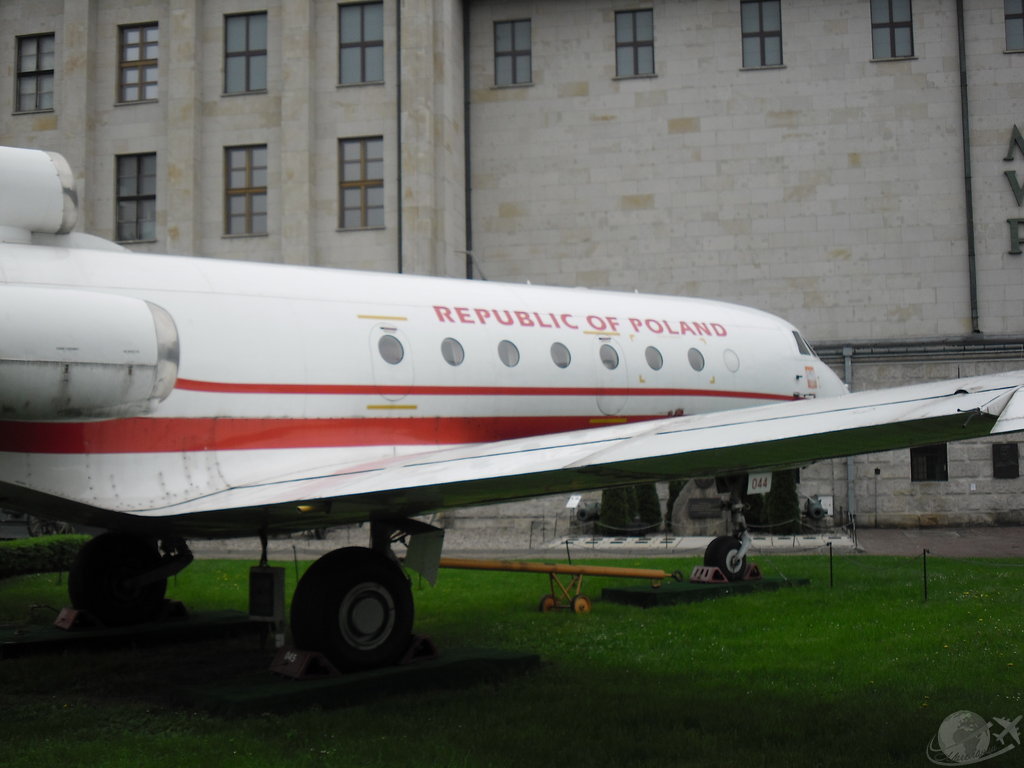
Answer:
xmin=118 ymin=370 xmax=1024 ymax=536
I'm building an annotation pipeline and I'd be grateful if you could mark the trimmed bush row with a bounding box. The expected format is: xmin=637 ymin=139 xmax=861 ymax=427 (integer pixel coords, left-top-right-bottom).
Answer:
xmin=0 ymin=535 xmax=89 ymax=579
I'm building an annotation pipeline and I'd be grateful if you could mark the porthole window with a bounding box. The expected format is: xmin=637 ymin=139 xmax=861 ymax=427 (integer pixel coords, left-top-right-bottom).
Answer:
xmin=599 ymin=344 xmax=619 ymax=370
xmin=378 ymin=334 xmax=404 ymax=365
xmin=550 ymin=342 xmax=571 ymax=369
xmin=688 ymin=347 xmax=705 ymax=372
xmin=441 ymin=337 xmax=465 ymax=366
xmin=724 ymin=349 xmax=740 ymax=372
xmin=498 ymin=339 xmax=520 ymax=367
xmin=645 ymin=346 xmax=663 ymax=371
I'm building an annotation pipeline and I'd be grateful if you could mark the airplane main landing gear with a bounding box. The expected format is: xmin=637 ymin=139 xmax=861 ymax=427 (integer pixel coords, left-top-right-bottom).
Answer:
xmin=68 ymin=532 xmax=193 ymax=626
xmin=290 ymin=546 xmax=415 ymax=672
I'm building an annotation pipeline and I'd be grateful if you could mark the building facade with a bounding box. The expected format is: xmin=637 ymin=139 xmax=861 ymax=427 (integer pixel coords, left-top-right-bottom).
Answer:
xmin=3 ymin=0 xmax=1024 ymax=528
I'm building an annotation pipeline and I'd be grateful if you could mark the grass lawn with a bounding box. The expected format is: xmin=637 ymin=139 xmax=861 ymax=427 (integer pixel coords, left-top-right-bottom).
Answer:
xmin=0 ymin=551 xmax=1021 ymax=767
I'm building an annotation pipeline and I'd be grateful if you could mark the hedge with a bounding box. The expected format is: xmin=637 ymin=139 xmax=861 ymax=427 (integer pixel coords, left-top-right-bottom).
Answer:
xmin=0 ymin=535 xmax=89 ymax=579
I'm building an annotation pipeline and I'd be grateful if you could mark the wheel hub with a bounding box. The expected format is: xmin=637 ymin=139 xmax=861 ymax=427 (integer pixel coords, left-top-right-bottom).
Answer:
xmin=338 ymin=581 xmax=396 ymax=651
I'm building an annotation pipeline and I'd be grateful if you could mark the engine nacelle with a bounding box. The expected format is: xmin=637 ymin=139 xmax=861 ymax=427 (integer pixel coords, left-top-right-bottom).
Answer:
xmin=0 ymin=286 xmax=179 ymax=420
xmin=0 ymin=146 xmax=77 ymax=240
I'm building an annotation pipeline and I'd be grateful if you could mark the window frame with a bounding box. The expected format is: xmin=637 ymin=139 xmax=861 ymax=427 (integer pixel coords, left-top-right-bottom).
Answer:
xmin=339 ymin=2 xmax=384 ymax=85
xmin=339 ymin=136 xmax=384 ymax=230
xmin=1006 ymin=0 xmax=1024 ymax=52
xmin=870 ymin=0 xmax=914 ymax=60
xmin=118 ymin=22 xmax=159 ymax=103
xmin=910 ymin=443 xmax=948 ymax=482
xmin=115 ymin=153 xmax=157 ymax=243
xmin=494 ymin=19 xmax=532 ymax=86
xmin=224 ymin=12 xmax=268 ymax=94
xmin=740 ymin=0 xmax=783 ymax=69
xmin=614 ymin=9 xmax=654 ymax=78
xmin=224 ymin=145 xmax=268 ymax=236
xmin=15 ymin=33 xmax=55 ymax=113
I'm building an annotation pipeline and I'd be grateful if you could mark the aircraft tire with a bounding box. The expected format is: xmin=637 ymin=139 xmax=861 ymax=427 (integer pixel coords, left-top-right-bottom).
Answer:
xmin=703 ymin=535 xmax=747 ymax=581
xmin=290 ymin=547 xmax=414 ymax=672
xmin=68 ymin=532 xmax=167 ymax=626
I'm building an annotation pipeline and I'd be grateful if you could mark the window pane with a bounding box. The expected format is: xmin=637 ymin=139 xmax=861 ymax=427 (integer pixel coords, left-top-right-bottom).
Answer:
xmin=872 ymin=28 xmax=890 ymax=58
xmin=365 ymin=46 xmax=383 ymax=81
xmin=498 ymin=340 xmax=520 ymax=367
xmin=636 ymin=10 xmax=653 ymax=41
xmin=743 ymin=37 xmax=761 ymax=67
xmin=762 ymin=1 xmax=781 ymax=32
xmin=515 ymin=20 xmax=531 ymax=49
xmin=1008 ymin=19 xmax=1024 ymax=50
xmin=515 ymin=54 xmax=531 ymax=83
xmin=226 ymin=16 xmax=247 ymax=52
xmin=870 ymin=0 xmax=889 ymax=22
xmin=379 ymin=335 xmax=404 ymax=364
xmin=894 ymin=27 xmax=912 ymax=57
xmin=551 ymin=342 xmax=571 ymax=368
xmin=688 ymin=348 xmax=705 ymax=371
xmin=891 ymin=0 xmax=911 ymax=23
xmin=228 ymin=196 xmax=246 ymax=215
xmin=366 ymin=207 xmax=384 ymax=228
xmin=764 ymin=36 xmax=782 ymax=65
xmin=250 ymin=53 xmax=267 ymax=90
xmin=365 ymin=3 xmax=383 ymax=37
xmin=252 ymin=166 xmax=267 ymax=189
xmin=495 ymin=22 xmax=512 ymax=52
xmin=249 ymin=13 xmax=267 ymax=48
xmin=125 ymin=68 xmax=139 ymax=84
xmin=645 ymin=346 xmax=663 ymax=370
xmin=340 ymin=6 xmax=362 ymax=43
xmin=340 ymin=47 xmax=361 ymax=83
xmin=342 ymin=209 xmax=361 ymax=228
xmin=343 ymin=188 xmax=361 ymax=208
xmin=616 ymin=47 xmax=634 ymax=76
xmin=637 ymin=46 xmax=654 ymax=74
xmin=599 ymin=344 xmax=619 ymax=370
xmin=1008 ymin=0 xmax=1024 ymax=14
xmin=615 ymin=13 xmax=633 ymax=43
xmin=226 ymin=56 xmax=245 ymax=92
xmin=251 ymin=194 xmax=267 ymax=215
xmin=441 ymin=338 xmax=465 ymax=366
xmin=495 ymin=57 xmax=512 ymax=85
xmin=366 ymin=186 xmax=383 ymax=207
xmin=366 ymin=159 xmax=383 ymax=180
xmin=741 ymin=3 xmax=760 ymax=32
xmin=251 ymin=212 xmax=267 ymax=235
xmin=38 ymin=78 xmax=53 ymax=109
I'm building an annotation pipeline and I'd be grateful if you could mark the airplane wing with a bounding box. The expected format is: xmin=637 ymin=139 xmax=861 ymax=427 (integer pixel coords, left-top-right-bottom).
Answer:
xmin=116 ymin=369 xmax=1024 ymax=535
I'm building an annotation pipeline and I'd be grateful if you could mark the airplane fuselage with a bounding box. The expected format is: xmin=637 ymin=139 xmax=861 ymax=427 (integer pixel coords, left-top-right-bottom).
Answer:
xmin=0 ymin=242 xmax=846 ymax=533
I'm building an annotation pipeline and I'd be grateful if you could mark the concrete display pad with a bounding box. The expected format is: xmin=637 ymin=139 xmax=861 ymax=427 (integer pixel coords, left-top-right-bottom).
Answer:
xmin=172 ymin=648 xmax=542 ymax=715
xmin=0 ymin=610 xmax=262 ymax=659
xmin=602 ymin=577 xmax=811 ymax=608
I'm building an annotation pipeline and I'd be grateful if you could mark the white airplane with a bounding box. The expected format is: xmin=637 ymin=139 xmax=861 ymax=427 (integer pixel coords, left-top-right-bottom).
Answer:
xmin=3 ymin=145 xmax=1024 ymax=671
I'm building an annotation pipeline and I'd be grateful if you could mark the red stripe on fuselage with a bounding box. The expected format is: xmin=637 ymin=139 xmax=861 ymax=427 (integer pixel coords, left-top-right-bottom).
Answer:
xmin=0 ymin=415 xmax=658 ymax=455
xmin=174 ymin=377 xmax=795 ymax=401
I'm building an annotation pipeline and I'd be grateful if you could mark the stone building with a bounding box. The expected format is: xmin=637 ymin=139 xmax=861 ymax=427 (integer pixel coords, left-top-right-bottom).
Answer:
xmin=2 ymin=0 xmax=1023 ymax=529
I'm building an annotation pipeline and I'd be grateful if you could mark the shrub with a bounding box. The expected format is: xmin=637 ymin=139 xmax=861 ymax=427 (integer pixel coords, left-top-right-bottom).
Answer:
xmin=0 ymin=535 xmax=89 ymax=579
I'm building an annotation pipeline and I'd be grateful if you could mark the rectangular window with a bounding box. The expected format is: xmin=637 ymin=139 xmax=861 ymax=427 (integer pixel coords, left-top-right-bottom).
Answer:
xmin=225 ymin=145 xmax=268 ymax=235
xmin=339 ymin=2 xmax=384 ymax=85
xmin=871 ymin=0 xmax=914 ymax=59
xmin=993 ymin=443 xmax=1020 ymax=479
xmin=615 ymin=9 xmax=654 ymax=78
xmin=494 ymin=19 xmax=531 ymax=86
xmin=16 ymin=33 xmax=55 ymax=112
xmin=339 ymin=137 xmax=383 ymax=229
xmin=119 ymin=23 xmax=159 ymax=103
xmin=1007 ymin=0 xmax=1024 ymax=52
xmin=116 ymin=153 xmax=157 ymax=242
xmin=910 ymin=443 xmax=947 ymax=482
xmin=741 ymin=0 xmax=783 ymax=68
xmin=224 ymin=12 xmax=267 ymax=94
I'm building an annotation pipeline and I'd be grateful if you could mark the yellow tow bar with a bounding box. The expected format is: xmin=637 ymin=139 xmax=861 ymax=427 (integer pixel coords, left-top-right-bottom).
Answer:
xmin=439 ymin=557 xmax=685 ymax=614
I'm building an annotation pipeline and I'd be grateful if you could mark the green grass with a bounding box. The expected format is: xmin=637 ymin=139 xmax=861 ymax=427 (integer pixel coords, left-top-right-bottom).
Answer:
xmin=1 ymin=552 xmax=1021 ymax=767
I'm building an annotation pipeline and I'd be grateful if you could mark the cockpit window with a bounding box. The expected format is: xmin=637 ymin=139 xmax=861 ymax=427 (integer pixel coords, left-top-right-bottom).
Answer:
xmin=793 ymin=331 xmax=815 ymax=357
